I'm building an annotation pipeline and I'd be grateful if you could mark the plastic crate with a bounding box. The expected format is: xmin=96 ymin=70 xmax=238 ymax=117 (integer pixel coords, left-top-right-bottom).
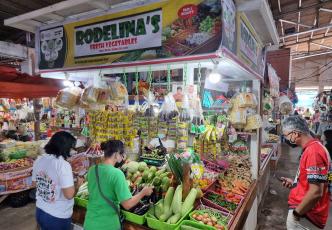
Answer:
xmin=203 ymin=191 xmax=244 ymax=215
xmin=146 ymin=200 xmax=193 ymax=230
xmin=121 ymin=210 xmax=146 ymax=225
xmin=175 ymin=220 xmax=215 ymax=230
xmin=193 ymin=202 xmax=233 ymax=228
xmin=203 ymin=159 xmax=228 ymax=173
xmin=74 ymin=197 xmax=88 ymax=208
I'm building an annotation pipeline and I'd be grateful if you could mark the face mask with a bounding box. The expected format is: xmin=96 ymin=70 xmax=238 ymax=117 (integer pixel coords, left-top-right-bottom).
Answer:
xmin=114 ymin=153 xmax=125 ymax=168
xmin=158 ymin=133 xmax=166 ymax=139
xmin=285 ymin=138 xmax=298 ymax=148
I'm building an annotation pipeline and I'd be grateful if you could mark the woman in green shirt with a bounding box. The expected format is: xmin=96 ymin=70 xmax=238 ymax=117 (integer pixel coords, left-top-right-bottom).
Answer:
xmin=84 ymin=140 xmax=153 ymax=230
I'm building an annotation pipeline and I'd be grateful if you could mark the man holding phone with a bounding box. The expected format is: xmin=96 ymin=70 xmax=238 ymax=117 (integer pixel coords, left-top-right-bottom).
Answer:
xmin=281 ymin=116 xmax=330 ymax=230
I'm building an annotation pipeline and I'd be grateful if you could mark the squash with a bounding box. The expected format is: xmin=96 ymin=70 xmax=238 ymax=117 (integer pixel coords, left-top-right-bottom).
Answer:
xmin=171 ymin=185 xmax=182 ymax=214
xmin=181 ymin=188 xmax=197 ymax=217
xmin=163 ymin=187 xmax=175 ymax=212
xmin=167 ymin=213 xmax=181 ymax=224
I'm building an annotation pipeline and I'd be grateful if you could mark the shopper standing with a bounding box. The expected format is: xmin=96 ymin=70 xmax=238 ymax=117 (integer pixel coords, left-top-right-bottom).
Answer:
xmin=312 ymin=110 xmax=320 ymax=134
xmin=281 ymin=116 xmax=330 ymax=230
xmin=84 ymin=140 xmax=154 ymax=230
xmin=32 ymin=131 xmax=82 ymax=230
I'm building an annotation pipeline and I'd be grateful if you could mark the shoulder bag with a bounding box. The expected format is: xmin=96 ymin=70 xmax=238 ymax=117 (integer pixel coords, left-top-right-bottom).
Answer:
xmin=95 ymin=165 xmax=125 ymax=230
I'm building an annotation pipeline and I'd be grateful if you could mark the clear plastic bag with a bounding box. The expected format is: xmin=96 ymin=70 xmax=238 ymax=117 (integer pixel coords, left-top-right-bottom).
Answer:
xmin=56 ymin=87 xmax=82 ymax=109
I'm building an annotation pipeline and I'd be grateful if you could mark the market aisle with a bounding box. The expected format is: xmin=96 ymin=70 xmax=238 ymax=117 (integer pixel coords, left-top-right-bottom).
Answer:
xmin=0 ymin=202 xmax=35 ymax=230
xmin=257 ymin=144 xmax=332 ymax=230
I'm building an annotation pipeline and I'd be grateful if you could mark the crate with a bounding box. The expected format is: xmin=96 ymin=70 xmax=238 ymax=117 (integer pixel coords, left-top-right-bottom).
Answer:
xmin=74 ymin=197 xmax=88 ymax=208
xmin=175 ymin=220 xmax=215 ymax=230
xmin=122 ymin=210 xmax=146 ymax=225
xmin=146 ymin=200 xmax=193 ymax=230
xmin=203 ymin=191 xmax=244 ymax=215
xmin=193 ymin=202 xmax=233 ymax=228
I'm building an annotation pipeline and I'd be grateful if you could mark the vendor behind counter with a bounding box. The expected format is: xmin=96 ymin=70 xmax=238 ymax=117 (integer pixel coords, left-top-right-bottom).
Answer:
xmin=148 ymin=133 xmax=175 ymax=153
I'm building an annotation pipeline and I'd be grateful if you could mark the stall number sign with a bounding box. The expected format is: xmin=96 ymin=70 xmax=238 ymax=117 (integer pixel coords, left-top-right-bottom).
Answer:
xmin=239 ymin=21 xmax=258 ymax=65
xmin=74 ymin=9 xmax=162 ymax=58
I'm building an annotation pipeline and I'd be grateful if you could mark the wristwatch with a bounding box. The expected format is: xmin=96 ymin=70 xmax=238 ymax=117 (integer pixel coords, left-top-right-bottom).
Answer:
xmin=293 ymin=210 xmax=302 ymax=220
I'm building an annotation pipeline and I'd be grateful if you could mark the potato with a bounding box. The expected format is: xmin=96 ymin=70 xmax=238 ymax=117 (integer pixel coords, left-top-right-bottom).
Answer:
xmin=211 ymin=216 xmax=218 ymax=223
xmin=203 ymin=213 xmax=209 ymax=218
xmin=207 ymin=222 xmax=213 ymax=226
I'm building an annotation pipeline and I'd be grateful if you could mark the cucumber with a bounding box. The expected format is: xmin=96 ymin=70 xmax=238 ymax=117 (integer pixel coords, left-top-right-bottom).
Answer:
xmin=180 ymin=225 xmax=201 ymax=230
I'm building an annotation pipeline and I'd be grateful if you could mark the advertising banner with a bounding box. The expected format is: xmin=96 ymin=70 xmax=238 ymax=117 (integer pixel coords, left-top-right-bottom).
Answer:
xmin=37 ymin=0 xmax=226 ymax=70
xmin=237 ymin=13 xmax=265 ymax=76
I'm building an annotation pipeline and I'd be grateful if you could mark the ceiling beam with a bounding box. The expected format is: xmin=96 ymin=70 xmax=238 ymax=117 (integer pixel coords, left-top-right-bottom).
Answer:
xmin=275 ymin=2 xmax=330 ymax=19
xmin=4 ymin=0 xmax=92 ymax=28
xmin=280 ymin=24 xmax=332 ymax=40
xmin=279 ymin=19 xmax=312 ymax=28
xmin=319 ymin=8 xmax=332 ymax=13
xmin=293 ymin=50 xmax=332 ymax=60
xmin=282 ymin=34 xmax=332 ymax=47
xmin=87 ymin=1 xmax=110 ymax=10
xmin=311 ymin=42 xmax=332 ymax=50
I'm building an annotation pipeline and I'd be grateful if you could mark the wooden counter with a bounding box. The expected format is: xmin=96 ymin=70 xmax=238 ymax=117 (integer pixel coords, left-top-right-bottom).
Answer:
xmin=229 ymin=181 xmax=258 ymax=230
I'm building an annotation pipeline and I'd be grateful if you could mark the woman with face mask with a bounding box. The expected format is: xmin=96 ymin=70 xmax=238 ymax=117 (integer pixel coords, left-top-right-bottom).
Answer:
xmin=84 ymin=140 xmax=154 ymax=230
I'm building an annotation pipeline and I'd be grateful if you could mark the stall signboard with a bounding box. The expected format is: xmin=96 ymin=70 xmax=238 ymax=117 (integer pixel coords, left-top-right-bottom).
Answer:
xmin=37 ymin=0 xmax=230 ymax=71
xmin=237 ymin=13 xmax=265 ymax=76
xmin=221 ymin=0 xmax=236 ymax=54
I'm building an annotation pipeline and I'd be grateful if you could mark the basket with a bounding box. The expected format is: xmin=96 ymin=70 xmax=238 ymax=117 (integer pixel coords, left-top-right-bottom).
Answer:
xmin=203 ymin=191 xmax=244 ymax=215
xmin=146 ymin=200 xmax=193 ymax=230
xmin=175 ymin=220 xmax=215 ymax=230
xmin=193 ymin=202 xmax=233 ymax=228
xmin=74 ymin=197 xmax=88 ymax=208
xmin=203 ymin=159 xmax=227 ymax=173
xmin=121 ymin=210 xmax=146 ymax=225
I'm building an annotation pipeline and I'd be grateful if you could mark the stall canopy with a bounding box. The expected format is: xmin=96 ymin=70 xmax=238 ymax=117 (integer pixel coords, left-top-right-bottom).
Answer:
xmin=0 ymin=66 xmax=64 ymax=98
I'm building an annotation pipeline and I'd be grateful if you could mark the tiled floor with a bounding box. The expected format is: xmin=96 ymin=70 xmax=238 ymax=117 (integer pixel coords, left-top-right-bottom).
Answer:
xmin=257 ymin=144 xmax=332 ymax=230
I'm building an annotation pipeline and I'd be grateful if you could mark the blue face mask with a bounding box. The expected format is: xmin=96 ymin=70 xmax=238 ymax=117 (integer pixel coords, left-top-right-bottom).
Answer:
xmin=158 ymin=134 xmax=166 ymax=139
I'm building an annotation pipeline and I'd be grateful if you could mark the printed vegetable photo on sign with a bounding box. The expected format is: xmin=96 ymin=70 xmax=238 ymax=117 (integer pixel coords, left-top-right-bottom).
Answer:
xmin=37 ymin=0 xmax=231 ymax=70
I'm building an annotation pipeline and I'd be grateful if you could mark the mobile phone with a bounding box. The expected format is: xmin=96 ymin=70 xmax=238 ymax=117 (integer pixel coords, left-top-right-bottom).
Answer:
xmin=277 ymin=176 xmax=284 ymax=182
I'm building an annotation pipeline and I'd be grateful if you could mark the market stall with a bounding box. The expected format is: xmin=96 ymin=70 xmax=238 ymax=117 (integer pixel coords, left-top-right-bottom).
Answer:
xmin=26 ymin=0 xmax=271 ymax=229
xmin=0 ymin=66 xmax=84 ymax=203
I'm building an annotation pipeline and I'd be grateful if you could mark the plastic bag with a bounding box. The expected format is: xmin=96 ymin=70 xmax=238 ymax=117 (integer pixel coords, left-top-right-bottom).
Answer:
xmin=279 ymin=95 xmax=293 ymax=115
xmin=140 ymin=91 xmax=159 ymax=117
xmin=244 ymin=114 xmax=263 ymax=131
xmin=237 ymin=93 xmax=258 ymax=108
xmin=159 ymin=93 xmax=179 ymax=121
xmin=229 ymin=108 xmax=247 ymax=126
xmin=56 ymin=87 xmax=82 ymax=109
xmin=81 ymin=86 xmax=100 ymax=104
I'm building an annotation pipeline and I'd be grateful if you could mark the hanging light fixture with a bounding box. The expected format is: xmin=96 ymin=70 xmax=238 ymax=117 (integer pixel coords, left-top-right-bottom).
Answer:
xmin=208 ymin=63 xmax=221 ymax=84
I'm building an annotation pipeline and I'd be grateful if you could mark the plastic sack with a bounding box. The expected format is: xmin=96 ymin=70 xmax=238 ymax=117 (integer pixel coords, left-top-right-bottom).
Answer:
xmin=229 ymin=108 xmax=247 ymax=126
xmin=109 ymin=81 xmax=128 ymax=101
xmin=140 ymin=91 xmax=159 ymax=117
xmin=244 ymin=114 xmax=263 ymax=131
xmin=237 ymin=93 xmax=258 ymax=108
xmin=279 ymin=95 xmax=293 ymax=115
xmin=81 ymin=86 xmax=100 ymax=104
xmin=159 ymin=92 xmax=179 ymax=121
xmin=55 ymin=87 xmax=82 ymax=109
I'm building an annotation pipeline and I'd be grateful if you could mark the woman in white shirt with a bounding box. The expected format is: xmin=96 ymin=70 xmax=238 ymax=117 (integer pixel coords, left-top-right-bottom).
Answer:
xmin=32 ymin=131 xmax=81 ymax=230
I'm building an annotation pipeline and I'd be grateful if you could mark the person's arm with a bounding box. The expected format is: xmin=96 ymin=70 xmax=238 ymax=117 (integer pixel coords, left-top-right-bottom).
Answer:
xmin=294 ymin=183 xmax=324 ymax=217
xmin=60 ymin=162 xmax=75 ymax=200
xmin=114 ymin=170 xmax=154 ymax=210
xmin=121 ymin=187 xmax=153 ymax=210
